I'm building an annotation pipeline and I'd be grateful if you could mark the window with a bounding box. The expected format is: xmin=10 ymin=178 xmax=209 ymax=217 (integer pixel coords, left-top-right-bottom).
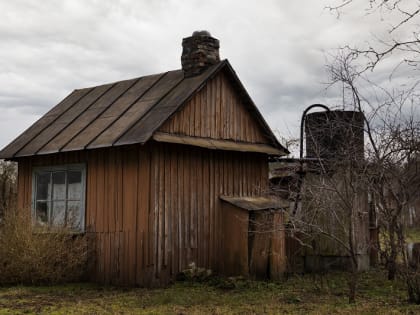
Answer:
xmin=33 ymin=164 xmax=85 ymax=231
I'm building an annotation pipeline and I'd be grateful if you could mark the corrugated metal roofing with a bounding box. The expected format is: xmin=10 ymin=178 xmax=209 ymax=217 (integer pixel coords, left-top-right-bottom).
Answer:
xmin=0 ymin=60 xmax=287 ymax=159
xmin=220 ymin=195 xmax=289 ymax=211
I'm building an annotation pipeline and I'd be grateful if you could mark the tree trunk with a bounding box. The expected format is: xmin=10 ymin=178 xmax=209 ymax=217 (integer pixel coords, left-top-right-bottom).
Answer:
xmin=388 ymin=221 xmax=398 ymax=280
xmin=348 ymin=272 xmax=357 ymax=303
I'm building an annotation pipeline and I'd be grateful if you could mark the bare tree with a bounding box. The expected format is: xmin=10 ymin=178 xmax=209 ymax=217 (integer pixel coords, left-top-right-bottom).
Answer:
xmin=327 ymin=0 xmax=420 ymax=73
xmin=291 ymin=160 xmax=370 ymax=303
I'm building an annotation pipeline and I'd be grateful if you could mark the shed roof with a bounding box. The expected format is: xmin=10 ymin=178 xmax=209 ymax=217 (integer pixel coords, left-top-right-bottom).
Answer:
xmin=0 ymin=60 xmax=288 ymax=159
xmin=220 ymin=195 xmax=289 ymax=211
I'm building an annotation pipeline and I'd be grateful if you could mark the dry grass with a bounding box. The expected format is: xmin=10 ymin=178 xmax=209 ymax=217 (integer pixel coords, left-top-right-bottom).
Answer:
xmin=0 ymin=209 xmax=88 ymax=285
xmin=0 ymin=270 xmax=419 ymax=314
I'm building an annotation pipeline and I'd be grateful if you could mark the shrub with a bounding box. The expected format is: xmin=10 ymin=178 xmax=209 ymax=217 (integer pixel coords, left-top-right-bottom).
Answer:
xmin=177 ymin=262 xmax=213 ymax=282
xmin=0 ymin=209 xmax=89 ymax=285
xmin=400 ymin=266 xmax=420 ymax=304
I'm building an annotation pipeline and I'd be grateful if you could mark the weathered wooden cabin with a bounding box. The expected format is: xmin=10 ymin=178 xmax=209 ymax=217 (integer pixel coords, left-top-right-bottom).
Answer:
xmin=0 ymin=31 xmax=289 ymax=286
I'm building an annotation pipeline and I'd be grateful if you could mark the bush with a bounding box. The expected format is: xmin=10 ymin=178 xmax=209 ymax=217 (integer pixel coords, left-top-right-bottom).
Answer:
xmin=400 ymin=266 xmax=420 ymax=304
xmin=0 ymin=209 xmax=88 ymax=285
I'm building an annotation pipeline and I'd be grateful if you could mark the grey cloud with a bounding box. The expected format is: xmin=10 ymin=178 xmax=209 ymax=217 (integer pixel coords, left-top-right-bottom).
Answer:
xmin=0 ymin=0 xmax=418 ymax=152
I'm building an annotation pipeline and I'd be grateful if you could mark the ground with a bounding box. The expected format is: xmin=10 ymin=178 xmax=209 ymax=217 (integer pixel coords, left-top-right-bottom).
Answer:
xmin=0 ymin=270 xmax=419 ymax=314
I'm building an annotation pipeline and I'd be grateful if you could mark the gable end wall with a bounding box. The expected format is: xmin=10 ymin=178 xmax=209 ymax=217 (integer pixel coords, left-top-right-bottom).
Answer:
xmin=159 ymin=72 xmax=270 ymax=144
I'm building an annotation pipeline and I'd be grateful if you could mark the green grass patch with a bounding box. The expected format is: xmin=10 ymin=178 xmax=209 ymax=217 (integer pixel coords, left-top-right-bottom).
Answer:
xmin=406 ymin=228 xmax=420 ymax=243
xmin=0 ymin=270 xmax=419 ymax=314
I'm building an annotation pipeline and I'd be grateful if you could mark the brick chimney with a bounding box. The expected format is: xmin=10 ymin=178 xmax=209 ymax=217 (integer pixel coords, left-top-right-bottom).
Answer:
xmin=181 ymin=31 xmax=220 ymax=77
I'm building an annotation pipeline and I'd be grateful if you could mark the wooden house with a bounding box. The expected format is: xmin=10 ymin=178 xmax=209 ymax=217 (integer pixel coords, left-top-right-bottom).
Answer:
xmin=0 ymin=31 xmax=288 ymax=286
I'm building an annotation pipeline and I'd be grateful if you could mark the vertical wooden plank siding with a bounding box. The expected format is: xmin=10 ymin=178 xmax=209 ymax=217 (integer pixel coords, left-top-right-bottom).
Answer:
xmin=15 ymin=141 xmax=270 ymax=286
xmin=159 ymin=72 xmax=270 ymax=144
xmin=148 ymin=143 xmax=269 ymax=283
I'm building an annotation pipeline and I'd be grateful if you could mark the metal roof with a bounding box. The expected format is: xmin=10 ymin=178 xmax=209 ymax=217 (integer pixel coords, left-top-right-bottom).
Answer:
xmin=0 ymin=60 xmax=287 ymax=159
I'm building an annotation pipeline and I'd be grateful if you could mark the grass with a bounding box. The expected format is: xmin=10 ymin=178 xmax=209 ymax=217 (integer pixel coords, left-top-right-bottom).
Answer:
xmin=0 ymin=270 xmax=419 ymax=314
xmin=406 ymin=227 xmax=420 ymax=243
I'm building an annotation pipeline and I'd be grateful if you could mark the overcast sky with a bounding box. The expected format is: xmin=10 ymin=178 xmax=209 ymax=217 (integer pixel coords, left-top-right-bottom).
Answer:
xmin=0 ymin=0 xmax=418 ymax=153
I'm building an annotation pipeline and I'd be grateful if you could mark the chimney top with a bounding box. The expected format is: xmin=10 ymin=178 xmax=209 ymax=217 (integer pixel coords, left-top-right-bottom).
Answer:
xmin=192 ymin=30 xmax=211 ymax=37
xmin=181 ymin=31 xmax=220 ymax=78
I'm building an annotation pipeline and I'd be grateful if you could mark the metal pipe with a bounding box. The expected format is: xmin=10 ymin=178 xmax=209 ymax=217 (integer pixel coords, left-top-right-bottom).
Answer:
xmin=299 ymin=104 xmax=330 ymax=159
xmin=293 ymin=104 xmax=330 ymax=216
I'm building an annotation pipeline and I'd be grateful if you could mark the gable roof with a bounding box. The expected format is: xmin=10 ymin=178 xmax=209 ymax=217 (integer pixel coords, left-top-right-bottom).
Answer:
xmin=0 ymin=60 xmax=288 ymax=159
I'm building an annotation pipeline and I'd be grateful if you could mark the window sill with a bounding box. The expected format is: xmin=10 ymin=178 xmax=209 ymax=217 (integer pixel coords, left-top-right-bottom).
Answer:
xmin=32 ymin=227 xmax=85 ymax=235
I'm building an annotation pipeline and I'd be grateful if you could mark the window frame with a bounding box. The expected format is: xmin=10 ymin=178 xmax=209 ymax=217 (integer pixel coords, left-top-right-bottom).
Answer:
xmin=32 ymin=163 xmax=86 ymax=232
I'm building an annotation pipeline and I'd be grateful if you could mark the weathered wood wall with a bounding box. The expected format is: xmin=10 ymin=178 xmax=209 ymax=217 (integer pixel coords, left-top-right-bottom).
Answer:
xmin=145 ymin=143 xmax=268 ymax=284
xmin=16 ymin=143 xmax=269 ymax=286
xmin=221 ymin=202 xmax=286 ymax=279
xmin=159 ymin=71 xmax=270 ymax=144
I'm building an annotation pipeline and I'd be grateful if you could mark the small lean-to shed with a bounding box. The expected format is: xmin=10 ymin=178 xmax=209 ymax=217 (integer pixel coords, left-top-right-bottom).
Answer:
xmin=220 ymin=196 xmax=287 ymax=280
xmin=0 ymin=31 xmax=288 ymax=286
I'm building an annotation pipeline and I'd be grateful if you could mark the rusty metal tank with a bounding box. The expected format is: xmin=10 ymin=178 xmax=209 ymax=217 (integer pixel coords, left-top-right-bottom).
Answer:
xmin=305 ymin=110 xmax=364 ymax=162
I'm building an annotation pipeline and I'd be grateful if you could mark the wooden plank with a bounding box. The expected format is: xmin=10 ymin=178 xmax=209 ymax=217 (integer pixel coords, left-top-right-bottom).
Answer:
xmin=198 ymin=150 xmax=203 ymax=266
xmin=171 ymin=148 xmax=179 ymax=275
xmin=183 ymin=150 xmax=191 ymax=265
xmin=221 ymin=203 xmax=249 ymax=276
xmin=270 ymin=211 xmax=286 ymax=279
xmin=123 ymin=147 xmax=138 ymax=285
xmin=136 ymin=148 xmax=147 ymax=281
xmin=98 ymin=233 xmax=104 ymax=283
xmin=152 ymin=132 xmax=284 ymax=155
xmin=201 ymin=79 xmax=207 ymax=137
xmin=96 ymin=151 xmax=105 ymax=233
xmin=190 ymin=148 xmax=197 ymax=258
xmin=103 ymin=232 xmax=110 ymax=284
xmin=112 ymin=150 xmax=121 ymax=232
xmin=107 ymin=149 xmax=116 ymax=232
xmin=224 ymin=76 xmax=230 ymax=140
xmin=233 ymin=153 xmax=239 ymax=196
xmin=233 ymin=86 xmax=238 ymax=140
xmin=108 ymin=232 xmax=115 ymax=284
xmin=220 ymin=74 xmax=227 ymax=139
xmin=157 ymin=145 xmax=165 ymax=277
xmin=209 ymin=152 xmax=215 ymax=268
xmin=103 ymin=150 xmax=110 ymax=233
xmin=163 ymin=146 xmax=171 ymax=271
xmin=211 ymin=76 xmax=216 ymax=138
xmin=177 ymin=149 xmax=184 ymax=271
xmin=215 ymin=75 xmax=221 ymax=139
xmin=230 ymin=82 xmax=235 ymax=140
xmin=203 ymin=152 xmax=210 ymax=267
xmin=214 ymin=152 xmax=221 ymax=270
xmin=150 ymin=147 xmax=159 ymax=277
xmin=249 ymin=212 xmax=271 ymax=279
xmin=118 ymin=231 xmax=125 ymax=285
xmin=195 ymin=90 xmax=201 ymax=137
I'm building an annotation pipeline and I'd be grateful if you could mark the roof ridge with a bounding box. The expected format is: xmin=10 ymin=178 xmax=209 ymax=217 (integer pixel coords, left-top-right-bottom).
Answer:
xmin=77 ymin=69 xmax=182 ymax=90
